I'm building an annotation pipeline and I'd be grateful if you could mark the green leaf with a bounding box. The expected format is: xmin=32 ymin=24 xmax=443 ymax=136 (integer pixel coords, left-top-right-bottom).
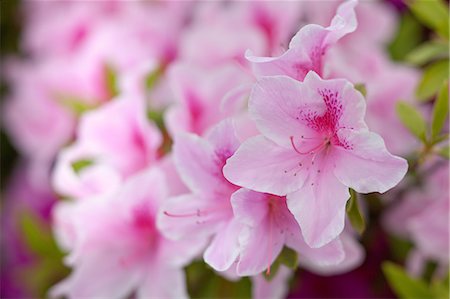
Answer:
xmin=431 ymin=271 xmax=450 ymax=299
xmin=354 ymin=83 xmax=367 ymax=97
xmin=438 ymin=145 xmax=450 ymax=159
xmin=263 ymin=246 xmax=298 ymax=281
xmin=105 ymin=64 xmax=119 ymax=98
xmin=388 ymin=12 xmax=424 ymax=61
xmin=57 ymin=95 xmax=98 ymax=116
xmin=147 ymin=109 xmax=165 ymax=128
xmin=71 ymin=159 xmax=93 ymax=174
xmin=345 ymin=189 xmax=366 ymax=235
xmin=145 ymin=65 xmax=164 ymax=90
xmin=409 ymin=0 xmax=449 ymax=39
xmin=416 ymin=59 xmax=449 ymax=101
xmin=185 ymin=261 xmax=251 ymax=298
xmin=388 ymin=235 xmax=414 ymax=261
xmin=406 ymin=41 xmax=449 ymax=65
xmin=382 ymin=262 xmax=433 ymax=299
xmin=278 ymin=246 xmax=298 ymax=269
xmin=431 ymin=82 xmax=449 ymax=139
xmin=19 ymin=210 xmax=64 ymax=258
xmin=396 ymin=101 xmax=428 ymax=142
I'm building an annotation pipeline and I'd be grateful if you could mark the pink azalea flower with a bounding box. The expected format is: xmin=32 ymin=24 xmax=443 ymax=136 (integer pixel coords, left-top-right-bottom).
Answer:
xmin=231 ymin=189 xmax=345 ymax=276
xmin=384 ymin=161 xmax=449 ymax=274
xmin=325 ymin=46 xmax=420 ymax=155
xmin=302 ymin=0 xmax=396 ymax=49
xmin=165 ymin=62 xmax=252 ymax=137
xmin=51 ymin=168 xmax=204 ymax=299
xmin=251 ymin=266 xmax=292 ymax=299
xmin=179 ymin=3 xmax=267 ymax=68
xmin=224 ymin=71 xmax=408 ymax=247
xmin=245 ymin=0 xmax=357 ymax=81
xmin=52 ymin=93 xmax=161 ymax=200
xmin=157 ymin=120 xmax=242 ymax=271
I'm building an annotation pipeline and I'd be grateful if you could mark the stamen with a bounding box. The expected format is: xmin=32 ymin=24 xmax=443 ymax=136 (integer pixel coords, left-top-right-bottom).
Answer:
xmin=290 ymin=136 xmax=326 ymax=155
xmin=163 ymin=209 xmax=202 ymax=218
xmin=266 ymin=208 xmax=274 ymax=276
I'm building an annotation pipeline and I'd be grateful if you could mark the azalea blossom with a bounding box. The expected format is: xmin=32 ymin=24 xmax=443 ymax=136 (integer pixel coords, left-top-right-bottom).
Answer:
xmin=157 ymin=120 xmax=241 ymax=271
xmin=231 ymin=189 xmax=346 ymax=276
xmin=245 ymin=0 xmax=357 ymax=81
xmin=51 ymin=168 xmax=204 ymax=299
xmin=52 ymin=92 xmax=161 ymax=200
xmin=224 ymin=71 xmax=408 ymax=247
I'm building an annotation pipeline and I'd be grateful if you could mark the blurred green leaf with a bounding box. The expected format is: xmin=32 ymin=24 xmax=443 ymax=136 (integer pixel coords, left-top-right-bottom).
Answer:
xmin=389 ymin=12 xmax=424 ymax=61
xmin=388 ymin=235 xmax=414 ymax=262
xmin=147 ymin=109 xmax=164 ymax=128
xmin=57 ymin=95 xmax=98 ymax=116
xmin=430 ymin=272 xmax=450 ymax=298
xmin=18 ymin=210 xmax=70 ymax=297
xmin=406 ymin=41 xmax=449 ymax=65
xmin=431 ymin=82 xmax=449 ymax=139
xmin=145 ymin=65 xmax=164 ymax=90
xmin=382 ymin=262 xmax=433 ymax=298
xmin=417 ymin=60 xmax=449 ymax=101
xmin=185 ymin=261 xmax=251 ymax=298
xmin=354 ymin=83 xmax=367 ymax=97
xmin=278 ymin=246 xmax=298 ymax=269
xmin=409 ymin=0 xmax=449 ymax=39
xmin=346 ymin=189 xmax=366 ymax=235
xmin=19 ymin=210 xmax=63 ymax=258
xmin=396 ymin=101 xmax=428 ymax=142
xmin=105 ymin=64 xmax=119 ymax=98
xmin=438 ymin=145 xmax=449 ymax=159
xmin=71 ymin=159 xmax=93 ymax=174
xmin=264 ymin=246 xmax=298 ymax=281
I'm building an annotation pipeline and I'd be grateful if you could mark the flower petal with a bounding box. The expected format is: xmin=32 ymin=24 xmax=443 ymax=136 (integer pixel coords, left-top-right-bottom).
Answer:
xmin=204 ymin=220 xmax=242 ymax=271
xmin=157 ymin=193 xmax=231 ymax=241
xmin=173 ymin=132 xmax=231 ymax=194
xmin=224 ymin=136 xmax=310 ymax=196
xmin=137 ymin=265 xmax=188 ymax=299
xmin=333 ymin=130 xmax=408 ymax=193
xmin=287 ymin=156 xmax=349 ymax=247
xmin=249 ymin=76 xmax=318 ymax=147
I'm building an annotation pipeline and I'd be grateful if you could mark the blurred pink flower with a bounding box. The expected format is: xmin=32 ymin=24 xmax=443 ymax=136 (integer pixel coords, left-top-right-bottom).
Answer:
xmin=165 ymin=62 xmax=252 ymax=137
xmin=51 ymin=168 xmax=204 ymax=299
xmin=52 ymin=93 xmax=161 ymax=200
xmin=246 ymin=0 xmax=357 ymax=81
xmin=384 ymin=161 xmax=449 ymax=275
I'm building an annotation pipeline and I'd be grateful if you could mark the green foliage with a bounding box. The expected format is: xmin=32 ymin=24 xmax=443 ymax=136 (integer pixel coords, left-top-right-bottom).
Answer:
xmin=264 ymin=247 xmax=298 ymax=281
xmin=388 ymin=235 xmax=414 ymax=262
xmin=105 ymin=64 xmax=119 ymax=98
xmin=416 ymin=60 xmax=449 ymax=101
xmin=186 ymin=261 xmax=251 ymax=298
xmin=406 ymin=41 xmax=449 ymax=66
xmin=431 ymin=82 xmax=449 ymax=139
xmin=382 ymin=262 xmax=433 ymax=298
xmin=396 ymin=101 xmax=427 ymax=142
xmin=354 ymin=83 xmax=367 ymax=97
xmin=145 ymin=65 xmax=164 ymax=90
xmin=408 ymin=0 xmax=449 ymax=39
xmin=71 ymin=159 xmax=93 ymax=174
xmin=19 ymin=210 xmax=69 ymax=297
xmin=438 ymin=145 xmax=450 ymax=159
xmin=58 ymin=95 xmax=98 ymax=116
xmin=345 ymin=189 xmax=366 ymax=235
xmin=389 ymin=12 xmax=424 ymax=61
xmin=383 ymin=262 xmax=449 ymax=299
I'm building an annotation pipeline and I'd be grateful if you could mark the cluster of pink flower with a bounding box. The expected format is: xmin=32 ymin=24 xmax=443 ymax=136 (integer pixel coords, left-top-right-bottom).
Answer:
xmin=2 ymin=1 xmax=448 ymax=298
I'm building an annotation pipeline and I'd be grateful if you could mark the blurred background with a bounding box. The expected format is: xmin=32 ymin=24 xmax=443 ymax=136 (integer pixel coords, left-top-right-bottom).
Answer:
xmin=1 ymin=1 xmax=448 ymax=298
